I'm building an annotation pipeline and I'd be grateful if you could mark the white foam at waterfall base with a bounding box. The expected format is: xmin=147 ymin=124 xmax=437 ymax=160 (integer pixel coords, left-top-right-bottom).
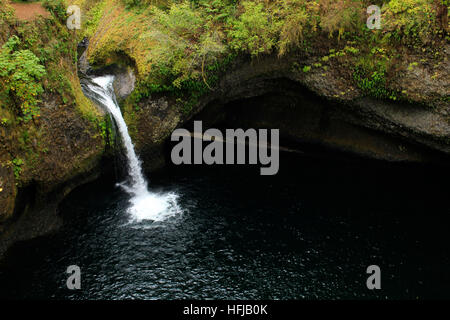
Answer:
xmin=88 ymin=75 xmax=182 ymax=223
xmin=128 ymin=191 xmax=181 ymax=223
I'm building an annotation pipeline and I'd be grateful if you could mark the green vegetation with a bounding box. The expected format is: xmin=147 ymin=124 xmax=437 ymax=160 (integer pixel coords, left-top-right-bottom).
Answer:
xmin=229 ymin=1 xmax=277 ymax=56
xmin=2 ymin=0 xmax=448 ymax=115
xmin=0 ymin=0 xmax=107 ymax=184
xmin=383 ymin=0 xmax=441 ymax=45
xmin=11 ymin=158 xmax=24 ymax=180
xmin=0 ymin=1 xmax=16 ymax=44
xmin=82 ymin=0 xmax=447 ymax=109
xmin=0 ymin=36 xmax=46 ymax=122
xmin=82 ymin=0 xmax=107 ymax=38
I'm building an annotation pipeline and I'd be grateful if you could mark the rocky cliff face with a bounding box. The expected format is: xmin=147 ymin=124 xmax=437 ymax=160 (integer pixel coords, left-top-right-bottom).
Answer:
xmin=120 ymin=47 xmax=449 ymax=169
xmin=0 ymin=89 xmax=107 ymax=257
xmin=82 ymin=0 xmax=449 ymax=169
xmin=0 ymin=27 xmax=108 ymax=257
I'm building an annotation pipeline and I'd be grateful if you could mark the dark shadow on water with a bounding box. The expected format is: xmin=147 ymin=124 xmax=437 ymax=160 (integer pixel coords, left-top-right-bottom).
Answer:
xmin=0 ymin=152 xmax=449 ymax=300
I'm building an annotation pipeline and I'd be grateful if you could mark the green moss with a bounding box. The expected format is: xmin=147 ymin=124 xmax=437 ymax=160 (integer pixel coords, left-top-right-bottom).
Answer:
xmin=353 ymin=64 xmax=399 ymax=101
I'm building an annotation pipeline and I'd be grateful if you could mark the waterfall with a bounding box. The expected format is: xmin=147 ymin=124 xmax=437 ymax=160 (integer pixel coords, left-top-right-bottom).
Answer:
xmin=82 ymin=75 xmax=181 ymax=222
xmin=91 ymin=76 xmax=147 ymax=194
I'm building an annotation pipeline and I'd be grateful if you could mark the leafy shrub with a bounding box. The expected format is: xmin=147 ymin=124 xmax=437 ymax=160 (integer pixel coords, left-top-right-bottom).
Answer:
xmin=275 ymin=0 xmax=320 ymax=55
xmin=229 ymin=1 xmax=278 ymax=56
xmin=0 ymin=36 xmax=46 ymax=122
xmin=154 ymin=1 xmax=203 ymax=38
xmin=144 ymin=2 xmax=213 ymax=87
xmin=194 ymin=0 xmax=238 ymax=24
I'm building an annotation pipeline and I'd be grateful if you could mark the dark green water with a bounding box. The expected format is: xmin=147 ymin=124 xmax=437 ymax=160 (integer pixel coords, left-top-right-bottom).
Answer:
xmin=1 ymin=154 xmax=449 ymax=299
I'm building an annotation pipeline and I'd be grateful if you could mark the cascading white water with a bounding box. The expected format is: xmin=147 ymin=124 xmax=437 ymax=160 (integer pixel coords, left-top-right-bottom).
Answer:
xmin=84 ymin=75 xmax=181 ymax=222
xmin=91 ymin=76 xmax=147 ymax=194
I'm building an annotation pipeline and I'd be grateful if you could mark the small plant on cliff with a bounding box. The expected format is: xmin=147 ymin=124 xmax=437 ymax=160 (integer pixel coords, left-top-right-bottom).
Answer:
xmin=353 ymin=63 xmax=398 ymax=101
xmin=11 ymin=158 xmax=24 ymax=180
xmin=0 ymin=36 xmax=46 ymax=122
xmin=1 ymin=118 xmax=10 ymax=126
